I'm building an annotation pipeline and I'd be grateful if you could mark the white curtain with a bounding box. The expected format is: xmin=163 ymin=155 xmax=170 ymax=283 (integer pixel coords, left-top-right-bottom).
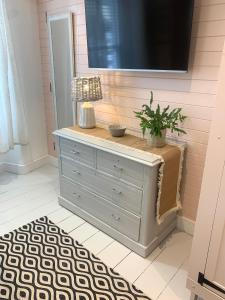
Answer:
xmin=0 ymin=0 xmax=28 ymax=153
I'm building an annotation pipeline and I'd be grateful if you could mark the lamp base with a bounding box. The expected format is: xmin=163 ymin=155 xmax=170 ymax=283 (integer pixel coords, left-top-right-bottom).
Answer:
xmin=79 ymin=102 xmax=96 ymax=129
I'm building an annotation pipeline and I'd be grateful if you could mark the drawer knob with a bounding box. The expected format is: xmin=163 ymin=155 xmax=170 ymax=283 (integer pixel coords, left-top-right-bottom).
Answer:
xmin=112 ymin=188 xmax=122 ymax=195
xmin=113 ymin=165 xmax=123 ymax=171
xmin=73 ymin=170 xmax=81 ymax=175
xmin=73 ymin=192 xmax=81 ymax=198
xmin=111 ymin=214 xmax=120 ymax=221
xmin=71 ymin=150 xmax=80 ymax=155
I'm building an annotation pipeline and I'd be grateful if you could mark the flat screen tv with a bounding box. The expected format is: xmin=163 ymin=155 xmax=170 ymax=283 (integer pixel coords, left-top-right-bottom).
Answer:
xmin=84 ymin=0 xmax=194 ymax=72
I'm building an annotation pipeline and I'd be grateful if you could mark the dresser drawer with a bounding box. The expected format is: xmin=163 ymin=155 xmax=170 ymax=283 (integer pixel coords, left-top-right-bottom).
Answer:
xmin=60 ymin=138 xmax=95 ymax=167
xmin=97 ymin=150 xmax=144 ymax=187
xmin=61 ymin=158 xmax=143 ymax=215
xmin=61 ymin=157 xmax=95 ymax=189
xmin=60 ymin=178 xmax=140 ymax=241
xmin=103 ymin=176 xmax=143 ymax=215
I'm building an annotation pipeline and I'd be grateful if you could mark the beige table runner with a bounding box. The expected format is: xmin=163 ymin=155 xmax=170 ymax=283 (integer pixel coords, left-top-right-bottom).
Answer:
xmin=150 ymin=145 xmax=182 ymax=224
xmin=68 ymin=127 xmax=183 ymax=224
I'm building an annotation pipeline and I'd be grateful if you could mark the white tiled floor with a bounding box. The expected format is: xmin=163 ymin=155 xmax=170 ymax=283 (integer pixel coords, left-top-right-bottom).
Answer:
xmin=0 ymin=165 xmax=192 ymax=300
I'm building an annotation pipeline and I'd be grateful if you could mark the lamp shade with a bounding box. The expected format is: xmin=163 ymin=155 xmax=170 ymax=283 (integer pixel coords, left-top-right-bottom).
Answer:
xmin=71 ymin=76 xmax=103 ymax=102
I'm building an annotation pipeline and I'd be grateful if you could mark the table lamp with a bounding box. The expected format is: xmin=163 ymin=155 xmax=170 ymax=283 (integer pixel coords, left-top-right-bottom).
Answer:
xmin=71 ymin=76 xmax=102 ymax=129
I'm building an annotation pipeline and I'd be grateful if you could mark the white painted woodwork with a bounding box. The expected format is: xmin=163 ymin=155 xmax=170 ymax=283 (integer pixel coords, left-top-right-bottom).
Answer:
xmin=47 ymin=13 xmax=75 ymax=129
xmin=187 ymin=41 xmax=225 ymax=299
xmin=55 ymin=129 xmax=183 ymax=257
xmin=54 ymin=128 xmax=162 ymax=167
xmin=205 ymin=165 xmax=225 ymax=288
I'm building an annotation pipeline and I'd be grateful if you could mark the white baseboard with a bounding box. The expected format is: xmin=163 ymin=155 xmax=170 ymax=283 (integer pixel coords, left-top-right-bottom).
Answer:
xmin=47 ymin=155 xmax=58 ymax=167
xmin=0 ymin=155 xmax=58 ymax=175
xmin=0 ymin=155 xmax=49 ymax=175
xmin=177 ymin=215 xmax=195 ymax=236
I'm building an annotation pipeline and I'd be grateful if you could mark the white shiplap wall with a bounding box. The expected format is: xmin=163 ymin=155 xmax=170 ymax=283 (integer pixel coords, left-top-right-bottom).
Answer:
xmin=37 ymin=0 xmax=225 ymax=221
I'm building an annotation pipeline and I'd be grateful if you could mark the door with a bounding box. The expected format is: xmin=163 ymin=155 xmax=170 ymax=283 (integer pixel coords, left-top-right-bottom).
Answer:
xmin=187 ymin=42 xmax=225 ymax=299
xmin=204 ymin=163 xmax=225 ymax=297
xmin=48 ymin=13 xmax=75 ymax=129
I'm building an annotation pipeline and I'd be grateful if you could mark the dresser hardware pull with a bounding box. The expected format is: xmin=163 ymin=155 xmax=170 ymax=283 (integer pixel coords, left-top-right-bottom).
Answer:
xmin=111 ymin=214 xmax=120 ymax=221
xmin=113 ymin=165 xmax=123 ymax=171
xmin=73 ymin=192 xmax=81 ymax=198
xmin=72 ymin=170 xmax=81 ymax=175
xmin=112 ymin=188 xmax=122 ymax=195
xmin=71 ymin=150 xmax=80 ymax=155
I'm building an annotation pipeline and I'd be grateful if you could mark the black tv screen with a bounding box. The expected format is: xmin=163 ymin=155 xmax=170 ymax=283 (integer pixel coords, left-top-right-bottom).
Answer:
xmin=85 ymin=0 xmax=194 ymax=72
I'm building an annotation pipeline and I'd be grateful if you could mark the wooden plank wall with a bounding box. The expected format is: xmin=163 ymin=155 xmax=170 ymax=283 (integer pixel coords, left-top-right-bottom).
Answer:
xmin=37 ymin=0 xmax=225 ymax=221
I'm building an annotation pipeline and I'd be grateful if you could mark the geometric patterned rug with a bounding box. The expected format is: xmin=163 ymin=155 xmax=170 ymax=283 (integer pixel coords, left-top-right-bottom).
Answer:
xmin=0 ymin=216 xmax=151 ymax=300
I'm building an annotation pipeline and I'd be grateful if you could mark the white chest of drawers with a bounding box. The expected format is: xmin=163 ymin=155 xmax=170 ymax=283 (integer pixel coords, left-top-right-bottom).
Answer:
xmin=54 ymin=127 xmax=178 ymax=257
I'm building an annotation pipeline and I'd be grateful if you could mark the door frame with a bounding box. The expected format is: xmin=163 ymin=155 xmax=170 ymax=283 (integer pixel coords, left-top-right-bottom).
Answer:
xmin=187 ymin=40 xmax=225 ymax=299
xmin=47 ymin=12 xmax=76 ymax=129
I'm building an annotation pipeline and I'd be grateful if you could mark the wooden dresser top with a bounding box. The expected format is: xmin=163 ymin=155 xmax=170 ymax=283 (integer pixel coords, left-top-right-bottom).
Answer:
xmin=54 ymin=126 xmax=184 ymax=167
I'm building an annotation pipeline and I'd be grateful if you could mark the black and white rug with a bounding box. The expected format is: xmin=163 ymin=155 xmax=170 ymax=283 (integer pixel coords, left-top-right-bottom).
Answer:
xmin=0 ymin=216 xmax=150 ymax=300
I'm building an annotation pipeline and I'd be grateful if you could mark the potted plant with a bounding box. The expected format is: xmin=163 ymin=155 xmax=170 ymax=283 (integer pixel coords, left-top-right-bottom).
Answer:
xmin=134 ymin=92 xmax=187 ymax=147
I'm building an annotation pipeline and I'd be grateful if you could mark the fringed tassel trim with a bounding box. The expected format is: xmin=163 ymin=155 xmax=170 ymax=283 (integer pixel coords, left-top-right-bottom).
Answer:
xmin=156 ymin=145 xmax=184 ymax=225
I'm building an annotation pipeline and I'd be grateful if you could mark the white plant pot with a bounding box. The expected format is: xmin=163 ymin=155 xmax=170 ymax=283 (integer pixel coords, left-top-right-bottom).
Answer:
xmin=147 ymin=129 xmax=167 ymax=148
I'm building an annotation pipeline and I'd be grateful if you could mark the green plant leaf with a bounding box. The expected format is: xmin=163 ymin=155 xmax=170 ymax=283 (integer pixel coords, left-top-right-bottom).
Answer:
xmin=134 ymin=91 xmax=187 ymax=138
